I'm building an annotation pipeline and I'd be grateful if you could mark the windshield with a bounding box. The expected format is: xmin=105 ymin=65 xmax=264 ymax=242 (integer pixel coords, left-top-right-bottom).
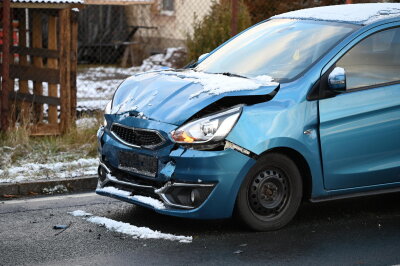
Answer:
xmin=195 ymin=19 xmax=359 ymax=82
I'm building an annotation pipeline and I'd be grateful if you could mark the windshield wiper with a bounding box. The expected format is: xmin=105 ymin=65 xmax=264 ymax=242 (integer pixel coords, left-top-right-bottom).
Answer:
xmin=217 ymin=72 xmax=248 ymax=79
xmin=184 ymin=60 xmax=198 ymax=69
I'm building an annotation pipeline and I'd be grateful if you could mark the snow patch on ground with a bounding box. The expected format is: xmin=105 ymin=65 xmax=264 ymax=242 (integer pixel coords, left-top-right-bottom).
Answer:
xmin=75 ymin=117 xmax=99 ymax=129
xmin=69 ymin=210 xmax=93 ymax=217
xmin=77 ymin=99 xmax=112 ymax=112
xmin=42 ymin=184 xmax=68 ymax=195
xmin=86 ymin=216 xmax=192 ymax=242
xmin=138 ymin=47 xmax=185 ymax=72
xmin=96 ymin=186 xmax=166 ymax=210
xmin=273 ymin=3 xmax=400 ymax=25
xmin=69 ymin=210 xmax=192 ymax=243
xmin=0 ymin=158 xmax=98 ymax=183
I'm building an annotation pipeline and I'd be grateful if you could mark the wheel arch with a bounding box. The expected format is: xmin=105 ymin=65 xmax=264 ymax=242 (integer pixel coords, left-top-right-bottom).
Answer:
xmin=261 ymin=147 xmax=312 ymax=201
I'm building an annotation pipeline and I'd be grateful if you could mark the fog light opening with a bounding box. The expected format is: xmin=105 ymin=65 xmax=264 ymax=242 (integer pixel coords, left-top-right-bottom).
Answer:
xmin=98 ymin=165 xmax=107 ymax=182
xmin=190 ymin=189 xmax=201 ymax=205
xmin=161 ymin=184 xmax=215 ymax=209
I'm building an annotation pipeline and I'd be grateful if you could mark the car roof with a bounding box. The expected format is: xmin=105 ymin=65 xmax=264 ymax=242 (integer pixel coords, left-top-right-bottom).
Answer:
xmin=272 ymin=3 xmax=400 ymax=26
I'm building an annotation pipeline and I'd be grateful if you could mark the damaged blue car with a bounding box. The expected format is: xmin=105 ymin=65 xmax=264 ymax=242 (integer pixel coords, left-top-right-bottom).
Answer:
xmin=96 ymin=3 xmax=400 ymax=231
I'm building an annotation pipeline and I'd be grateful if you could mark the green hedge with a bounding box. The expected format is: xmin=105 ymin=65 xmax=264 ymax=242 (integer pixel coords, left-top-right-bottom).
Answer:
xmin=186 ymin=0 xmax=251 ymax=63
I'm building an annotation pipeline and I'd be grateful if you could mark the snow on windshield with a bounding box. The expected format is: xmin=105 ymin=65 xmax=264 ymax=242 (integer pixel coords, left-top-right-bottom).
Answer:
xmin=273 ymin=3 xmax=400 ymax=25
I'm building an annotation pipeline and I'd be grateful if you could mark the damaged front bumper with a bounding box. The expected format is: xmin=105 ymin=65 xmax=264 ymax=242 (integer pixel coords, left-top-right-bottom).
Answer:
xmin=97 ymin=161 xmax=215 ymax=210
xmin=96 ymin=119 xmax=255 ymax=219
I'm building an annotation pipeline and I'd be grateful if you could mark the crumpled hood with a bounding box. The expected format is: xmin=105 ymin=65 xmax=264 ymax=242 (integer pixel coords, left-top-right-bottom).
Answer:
xmin=111 ymin=70 xmax=279 ymax=125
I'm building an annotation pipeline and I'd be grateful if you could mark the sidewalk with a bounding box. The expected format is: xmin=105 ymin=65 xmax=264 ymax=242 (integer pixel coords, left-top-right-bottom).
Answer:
xmin=0 ymin=157 xmax=99 ymax=198
xmin=0 ymin=175 xmax=98 ymax=199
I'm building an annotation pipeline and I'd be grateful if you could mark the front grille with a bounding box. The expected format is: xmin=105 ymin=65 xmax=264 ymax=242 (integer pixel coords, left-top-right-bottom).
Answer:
xmin=111 ymin=124 xmax=165 ymax=148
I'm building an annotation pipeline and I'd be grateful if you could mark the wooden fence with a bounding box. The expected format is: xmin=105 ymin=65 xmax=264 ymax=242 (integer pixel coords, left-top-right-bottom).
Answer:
xmin=1 ymin=2 xmax=79 ymax=135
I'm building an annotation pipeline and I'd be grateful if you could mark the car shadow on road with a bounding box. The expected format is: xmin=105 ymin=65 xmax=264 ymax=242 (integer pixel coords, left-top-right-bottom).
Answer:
xmin=105 ymin=192 xmax=400 ymax=235
xmin=107 ymin=204 xmax=243 ymax=235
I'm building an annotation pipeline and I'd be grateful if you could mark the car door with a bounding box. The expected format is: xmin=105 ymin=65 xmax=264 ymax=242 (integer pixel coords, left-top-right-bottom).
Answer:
xmin=319 ymin=26 xmax=400 ymax=190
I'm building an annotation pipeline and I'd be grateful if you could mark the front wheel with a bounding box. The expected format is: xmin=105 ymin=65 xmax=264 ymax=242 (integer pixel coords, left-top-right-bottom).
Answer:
xmin=235 ymin=153 xmax=303 ymax=231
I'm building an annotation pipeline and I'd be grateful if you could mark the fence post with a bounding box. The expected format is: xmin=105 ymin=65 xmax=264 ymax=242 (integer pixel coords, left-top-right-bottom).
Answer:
xmin=1 ymin=0 xmax=11 ymax=132
xmin=231 ymin=0 xmax=238 ymax=37
xmin=59 ymin=8 xmax=71 ymax=133
xmin=47 ymin=15 xmax=58 ymax=125
xmin=70 ymin=9 xmax=78 ymax=125
xmin=17 ymin=9 xmax=30 ymax=124
xmin=32 ymin=10 xmax=44 ymax=122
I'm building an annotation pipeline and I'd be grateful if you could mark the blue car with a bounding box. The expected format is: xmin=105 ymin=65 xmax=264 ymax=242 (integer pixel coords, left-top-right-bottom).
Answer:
xmin=96 ymin=3 xmax=400 ymax=231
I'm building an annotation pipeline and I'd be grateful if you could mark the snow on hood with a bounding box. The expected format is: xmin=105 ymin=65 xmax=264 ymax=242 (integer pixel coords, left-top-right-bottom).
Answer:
xmin=158 ymin=70 xmax=276 ymax=98
xmin=110 ymin=70 xmax=279 ymax=125
xmin=273 ymin=3 xmax=400 ymax=25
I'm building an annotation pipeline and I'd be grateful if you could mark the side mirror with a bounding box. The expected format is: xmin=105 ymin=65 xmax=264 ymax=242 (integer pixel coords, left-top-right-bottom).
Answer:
xmin=198 ymin=53 xmax=209 ymax=62
xmin=328 ymin=67 xmax=346 ymax=92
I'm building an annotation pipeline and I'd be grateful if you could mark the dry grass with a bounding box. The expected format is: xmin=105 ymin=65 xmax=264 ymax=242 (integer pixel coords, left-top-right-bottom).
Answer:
xmin=0 ymin=114 xmax=102 ymax=170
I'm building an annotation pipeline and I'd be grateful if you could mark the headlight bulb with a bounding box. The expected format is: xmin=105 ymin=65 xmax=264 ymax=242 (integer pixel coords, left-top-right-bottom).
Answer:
xmin=171 ymin=106 xmax=242 ymax=144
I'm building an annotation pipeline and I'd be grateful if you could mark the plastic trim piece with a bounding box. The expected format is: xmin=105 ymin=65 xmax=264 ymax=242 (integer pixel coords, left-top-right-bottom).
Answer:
xmin=98 ymin=161 xmax=215 ymax=210
xmin=110 ymin=123 xmax=166 ymax=150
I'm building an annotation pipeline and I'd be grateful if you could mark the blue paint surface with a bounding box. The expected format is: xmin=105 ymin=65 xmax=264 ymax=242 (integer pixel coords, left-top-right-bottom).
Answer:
xmin=159 ymin=161 xmax=176 ymax=178
xmin=97 ymin=17 xmax=400 ymax=218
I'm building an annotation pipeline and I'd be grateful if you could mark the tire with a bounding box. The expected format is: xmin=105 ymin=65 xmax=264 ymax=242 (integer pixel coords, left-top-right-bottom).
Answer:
xmin=235 ymin=153 xmax=303 ymax=231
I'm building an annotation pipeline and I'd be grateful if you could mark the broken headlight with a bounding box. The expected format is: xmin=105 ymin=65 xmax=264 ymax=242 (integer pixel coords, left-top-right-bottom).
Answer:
xmin=171 ymin=106 xmax=242 ymax=145
xmin=103 ymin=100 xmax=112 ymax=126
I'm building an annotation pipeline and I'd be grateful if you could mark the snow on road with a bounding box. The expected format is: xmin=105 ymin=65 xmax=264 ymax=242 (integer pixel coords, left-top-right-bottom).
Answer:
xmin=69 ymin=209 xmax=192 ymax=243
xmin=69 ymin=210 xmax=93 ymax=217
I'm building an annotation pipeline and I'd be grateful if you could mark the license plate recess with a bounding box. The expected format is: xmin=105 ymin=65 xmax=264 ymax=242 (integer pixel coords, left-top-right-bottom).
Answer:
xmin=118 ymin=151 xmax=158 ymax=177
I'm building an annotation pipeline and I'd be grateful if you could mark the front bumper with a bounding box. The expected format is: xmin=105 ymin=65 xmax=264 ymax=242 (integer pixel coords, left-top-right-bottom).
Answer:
xmin=96 ymin=118 xmax=255 ymax=219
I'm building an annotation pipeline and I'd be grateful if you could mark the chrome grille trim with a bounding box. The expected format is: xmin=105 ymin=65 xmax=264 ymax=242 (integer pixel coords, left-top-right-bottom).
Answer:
xmin=110 ymin=123 xmax=166 ymax=149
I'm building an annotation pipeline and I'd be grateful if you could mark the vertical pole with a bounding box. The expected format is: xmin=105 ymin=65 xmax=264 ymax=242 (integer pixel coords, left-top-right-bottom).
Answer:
xmin=18 ymin=9 xmax=30 ymax=124
xmin=70 ymin=9 xmax=78 ymax=125
xmin=59 ymin=8 xmax=71 ymax=134
xmin=1 ymin=0 xmax=11 ymax=131
xmin=230 ymin=0 xmax=238 ymax=37
xmin=8 ymin=8 xmax=15 ymax=128
xmin=32 ymin=11 xmax=44 ymax=123
xmin=48 ymin=15 xmax=58 ymax=124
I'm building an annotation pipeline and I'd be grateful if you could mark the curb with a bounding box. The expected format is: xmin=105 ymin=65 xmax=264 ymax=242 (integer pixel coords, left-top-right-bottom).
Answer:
xmin=0 ymin=176 xmax=98 ymax=198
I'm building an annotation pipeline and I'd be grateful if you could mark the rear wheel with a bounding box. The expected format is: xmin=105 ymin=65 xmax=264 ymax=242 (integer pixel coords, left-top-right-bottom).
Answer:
xmin=235 ymin=153 xmax=302 ymax=231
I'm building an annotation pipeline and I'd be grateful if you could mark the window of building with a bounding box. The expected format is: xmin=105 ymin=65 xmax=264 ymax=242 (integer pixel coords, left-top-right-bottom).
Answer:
xmin=161 ymin=0 xmax=174 ymax=14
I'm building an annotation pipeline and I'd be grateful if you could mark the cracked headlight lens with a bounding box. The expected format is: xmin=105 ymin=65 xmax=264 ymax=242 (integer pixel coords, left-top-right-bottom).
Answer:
xmin=171 ymin=106 xmax=242 ymax=144
xmin=103 ymin=101 xmax=112 ymax=126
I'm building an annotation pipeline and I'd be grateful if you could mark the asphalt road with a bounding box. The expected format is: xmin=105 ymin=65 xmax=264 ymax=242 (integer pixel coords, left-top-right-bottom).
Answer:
xmin=1 ymin=192 xmax=400 ymax=266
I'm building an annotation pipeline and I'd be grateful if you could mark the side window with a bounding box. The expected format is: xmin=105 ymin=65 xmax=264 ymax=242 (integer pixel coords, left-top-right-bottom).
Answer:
xmin=336 ymin=27 xmax=400 ymax=90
